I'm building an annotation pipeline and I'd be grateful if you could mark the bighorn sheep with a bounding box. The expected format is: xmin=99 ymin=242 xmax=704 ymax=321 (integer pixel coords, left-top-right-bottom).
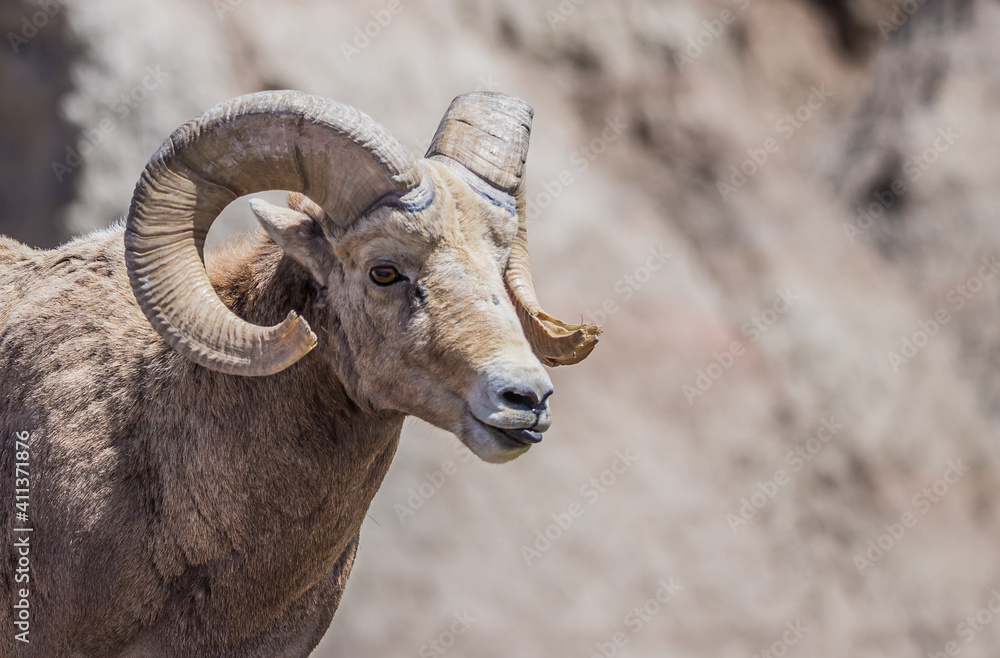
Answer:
xmin=0 ymin=90 xmax=599 ymax=656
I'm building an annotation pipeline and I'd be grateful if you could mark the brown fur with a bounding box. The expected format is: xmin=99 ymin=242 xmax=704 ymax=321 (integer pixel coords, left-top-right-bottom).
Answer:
xmin=0 ymin=162 xmax=547 ymax=656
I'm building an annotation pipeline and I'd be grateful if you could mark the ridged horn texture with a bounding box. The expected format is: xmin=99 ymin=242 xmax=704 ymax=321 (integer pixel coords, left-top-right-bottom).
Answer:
xmin=126 ymin=90 xmax=432 ymax=376
xmin=427 ymin=91 xmax=601 ymax=367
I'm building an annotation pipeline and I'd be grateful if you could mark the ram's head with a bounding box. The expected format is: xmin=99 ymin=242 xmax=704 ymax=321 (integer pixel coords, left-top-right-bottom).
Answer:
xmin=125 ymin=91 xmax=600 ymax=463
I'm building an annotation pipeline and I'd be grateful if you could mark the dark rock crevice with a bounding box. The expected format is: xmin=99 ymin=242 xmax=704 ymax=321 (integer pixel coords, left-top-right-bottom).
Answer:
xmin=0 ymin=0 xmax=82 ymax=248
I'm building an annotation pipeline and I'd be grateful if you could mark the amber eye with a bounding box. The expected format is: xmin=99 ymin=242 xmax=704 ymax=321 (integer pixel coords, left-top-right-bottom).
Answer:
xmin=369 ymin=265 xmax=402 ymax=286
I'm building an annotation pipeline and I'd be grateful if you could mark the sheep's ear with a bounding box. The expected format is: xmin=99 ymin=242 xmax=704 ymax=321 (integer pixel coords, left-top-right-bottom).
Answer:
xmin=249 ymin=198 xmax=335 ymax=287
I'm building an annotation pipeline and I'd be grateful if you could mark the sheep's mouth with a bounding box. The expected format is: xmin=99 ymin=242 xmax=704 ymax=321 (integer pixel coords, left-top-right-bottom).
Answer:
xmin=495 ymin=425 xmax=543 ymax=445
xmin=474 ymin=417 xmax=538 ymax=447
xmin=470 ymin=413 xmax=543 ymax=446
xmin=456 ymin=413 xmax=539 ymax=463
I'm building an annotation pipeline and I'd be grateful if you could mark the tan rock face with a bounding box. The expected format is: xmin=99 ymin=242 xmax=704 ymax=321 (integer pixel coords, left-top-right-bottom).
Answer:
xmin=3 ymin=0 xmax=1000 ymax=655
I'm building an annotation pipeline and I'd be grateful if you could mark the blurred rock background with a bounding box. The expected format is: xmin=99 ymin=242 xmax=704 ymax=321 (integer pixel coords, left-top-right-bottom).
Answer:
xmin=3 ymin=0 xmax=1000 ymax=655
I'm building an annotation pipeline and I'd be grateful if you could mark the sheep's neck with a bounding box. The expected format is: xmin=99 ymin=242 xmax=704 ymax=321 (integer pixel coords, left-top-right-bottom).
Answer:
xmin=150 ymin=233 xmax=404 ymax=622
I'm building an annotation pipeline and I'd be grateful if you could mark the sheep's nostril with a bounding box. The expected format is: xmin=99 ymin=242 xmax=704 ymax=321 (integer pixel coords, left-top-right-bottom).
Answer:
xmin=501 ymin=389 xmax=534 ymax=409
xmin=500 ymin=387 xmax=552 ymax=412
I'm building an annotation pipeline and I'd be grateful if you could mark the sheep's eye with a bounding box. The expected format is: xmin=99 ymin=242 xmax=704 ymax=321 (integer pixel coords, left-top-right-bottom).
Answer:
xmin=369 ymin=265 xmax=403 ymax=286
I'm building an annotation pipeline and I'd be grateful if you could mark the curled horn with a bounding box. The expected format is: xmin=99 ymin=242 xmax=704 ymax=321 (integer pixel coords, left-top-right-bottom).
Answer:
xmin=126 ymin=91 xmax=433 ymax=376
xmin=426 ymin=91 xmax=601 ymax=366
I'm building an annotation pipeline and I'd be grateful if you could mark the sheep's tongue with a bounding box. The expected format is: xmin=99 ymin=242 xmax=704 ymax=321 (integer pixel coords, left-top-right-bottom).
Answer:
xmin=501 ymin=428 xmax=543 ymax=445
